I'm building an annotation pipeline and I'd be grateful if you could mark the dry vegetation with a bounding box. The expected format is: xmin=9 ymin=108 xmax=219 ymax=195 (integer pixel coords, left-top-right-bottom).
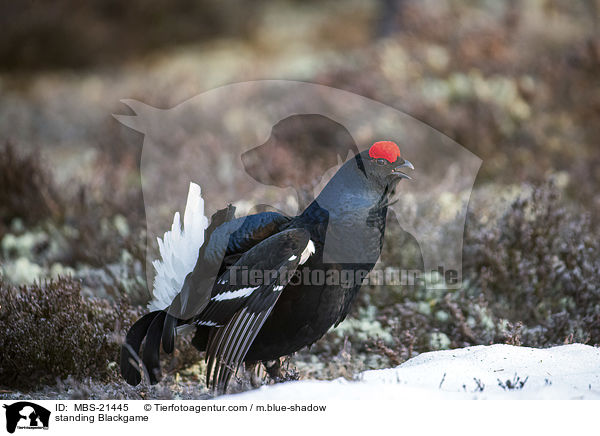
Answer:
xmin=0 ymin=277 xmax=139 ymax=388
xmin=1 ymin=0 xmax=599 ymax=398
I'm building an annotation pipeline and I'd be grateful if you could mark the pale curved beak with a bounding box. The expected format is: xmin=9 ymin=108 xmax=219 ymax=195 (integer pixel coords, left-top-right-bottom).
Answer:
xmin=392 ymin=159 xmax=415 ymax=180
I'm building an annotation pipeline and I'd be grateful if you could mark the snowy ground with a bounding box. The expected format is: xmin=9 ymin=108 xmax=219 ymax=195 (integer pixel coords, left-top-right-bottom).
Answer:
xmin=227 ymin=344 xmax=600 ymax=400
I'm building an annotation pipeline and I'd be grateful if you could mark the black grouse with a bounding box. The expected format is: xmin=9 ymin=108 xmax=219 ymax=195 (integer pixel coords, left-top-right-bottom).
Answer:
xmin=121 ymin=140 xmax=414 ymax=392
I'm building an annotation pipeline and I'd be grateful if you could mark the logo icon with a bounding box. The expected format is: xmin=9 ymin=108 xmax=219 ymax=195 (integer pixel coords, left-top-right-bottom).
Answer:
xmin=114 ymin=80 xmax=481 ymax=297
xmin=3 ymin=402 xmax=50 ymax=433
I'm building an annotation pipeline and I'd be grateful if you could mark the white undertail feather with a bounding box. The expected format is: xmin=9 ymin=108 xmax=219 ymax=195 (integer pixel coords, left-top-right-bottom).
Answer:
xmin=148 ymin=182 xmax=209 ymax=311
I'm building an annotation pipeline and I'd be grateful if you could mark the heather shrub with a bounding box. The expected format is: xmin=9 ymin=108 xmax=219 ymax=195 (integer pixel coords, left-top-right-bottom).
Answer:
xmin=464 ymin=182 xmax=600 ymax=346
xmin=356 ymin=182 xmax=600 ymax=369
xmin=0 ymin=277 xmax=141 ymax=389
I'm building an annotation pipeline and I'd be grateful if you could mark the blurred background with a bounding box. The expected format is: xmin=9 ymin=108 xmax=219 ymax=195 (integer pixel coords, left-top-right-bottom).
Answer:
xmin=1 ymin=0 xmax=599 ymax=397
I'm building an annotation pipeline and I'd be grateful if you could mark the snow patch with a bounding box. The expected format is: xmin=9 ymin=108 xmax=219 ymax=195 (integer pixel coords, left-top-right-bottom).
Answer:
xmin=226 ymin=344 xmax=600 ymax=400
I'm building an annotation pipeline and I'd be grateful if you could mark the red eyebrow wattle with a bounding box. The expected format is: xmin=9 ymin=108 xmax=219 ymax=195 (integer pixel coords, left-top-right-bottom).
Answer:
xmin=369 ymin=141 xmax=401 ymax=163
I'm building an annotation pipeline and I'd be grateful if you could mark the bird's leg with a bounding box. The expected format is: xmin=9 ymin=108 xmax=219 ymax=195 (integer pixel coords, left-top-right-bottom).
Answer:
xmin=246 ymin=362 xmax=263 ymax=388
xmin=263 ymin=359 xmax=283 ymax=382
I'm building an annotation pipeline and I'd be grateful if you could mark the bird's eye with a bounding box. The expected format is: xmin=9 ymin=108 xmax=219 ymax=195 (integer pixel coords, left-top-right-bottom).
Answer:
xmin=376 ymin=158 xmax=387 ymax=166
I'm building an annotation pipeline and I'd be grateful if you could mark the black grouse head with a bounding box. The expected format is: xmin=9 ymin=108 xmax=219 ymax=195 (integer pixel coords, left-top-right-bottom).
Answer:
xmin=357 ymin=140 xmax=414 ymax=192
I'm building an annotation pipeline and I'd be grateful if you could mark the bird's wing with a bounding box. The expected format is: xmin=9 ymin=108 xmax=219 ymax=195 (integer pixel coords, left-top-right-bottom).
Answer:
xmin=223 ymin=211 xmax=292 ymax=259
xmin=121 ymin=207 xmax=293 ymax=388
xmin=197 ymin=228 xmax=312 ymax=392
xmin=161 ymin=209 xmax=290 ymax=352
xmin=159 ymin=205 xmax=236 ymax=354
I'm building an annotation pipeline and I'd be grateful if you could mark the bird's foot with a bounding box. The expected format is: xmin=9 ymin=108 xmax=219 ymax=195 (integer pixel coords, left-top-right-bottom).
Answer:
xmin=263 ymin=358 xmax=299 ymax=384
xmin=264 ymin=359 xmax=282 ymax=381
xmin=247 ymin=363 xmax=263 ymax=388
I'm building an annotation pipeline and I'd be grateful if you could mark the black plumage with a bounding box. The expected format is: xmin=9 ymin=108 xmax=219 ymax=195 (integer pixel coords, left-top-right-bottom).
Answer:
xmin=121 ymin=142 xmax=413 ymax=392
